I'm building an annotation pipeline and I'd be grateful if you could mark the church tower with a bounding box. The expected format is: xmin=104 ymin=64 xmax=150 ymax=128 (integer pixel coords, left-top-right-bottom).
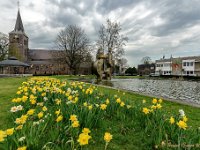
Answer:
xmin=9 ymin=5 xmax=29 ymax=61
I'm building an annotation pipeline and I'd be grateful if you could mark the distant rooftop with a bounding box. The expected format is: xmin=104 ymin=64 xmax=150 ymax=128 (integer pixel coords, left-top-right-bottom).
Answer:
xmin=156 ymin=56 xmax=200 ymax=62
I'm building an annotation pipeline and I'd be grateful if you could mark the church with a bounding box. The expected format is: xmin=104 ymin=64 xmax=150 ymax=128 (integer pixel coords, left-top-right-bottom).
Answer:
xmin=0 ymin=8 xmax=92 ymax=75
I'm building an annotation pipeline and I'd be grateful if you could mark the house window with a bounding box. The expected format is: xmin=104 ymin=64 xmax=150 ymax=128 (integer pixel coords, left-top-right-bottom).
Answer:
xmin=190 ymin=62 xmax=193 ymax=66
xmin=190 ymin=71 xmax=193 ymax=74
xmin=183 ymin=62 xmax=186 ymax=66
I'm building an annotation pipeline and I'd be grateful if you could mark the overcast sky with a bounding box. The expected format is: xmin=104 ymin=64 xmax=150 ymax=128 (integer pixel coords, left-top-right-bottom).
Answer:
xmin=1 ymin=0 xmax=200 ymax=66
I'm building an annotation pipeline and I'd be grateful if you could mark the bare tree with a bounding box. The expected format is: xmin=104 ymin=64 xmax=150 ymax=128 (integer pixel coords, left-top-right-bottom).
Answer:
xmin=120 ymin=58 xmax=128 ymax=66
xmin=141 ymin=56 xmax=151 ymax=64
xmin=117 ymin=58 xmax=128 ymax=74
xmin=96 ymin=19 xmax=128 ymax=60
xmin=0 ymin=32 xmax=9 ymax=61
xmin=56 ymin=25 xmax=90 ymax=74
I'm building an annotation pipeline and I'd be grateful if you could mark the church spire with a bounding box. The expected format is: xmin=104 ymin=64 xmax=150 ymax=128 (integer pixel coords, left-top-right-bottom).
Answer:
xmin=14 ymin=1 xmax=24 ymax=32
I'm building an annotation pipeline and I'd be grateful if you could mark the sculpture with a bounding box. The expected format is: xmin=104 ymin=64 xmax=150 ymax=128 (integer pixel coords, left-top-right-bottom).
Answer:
xmin=93 ymin=48 xmax=113 ymax=81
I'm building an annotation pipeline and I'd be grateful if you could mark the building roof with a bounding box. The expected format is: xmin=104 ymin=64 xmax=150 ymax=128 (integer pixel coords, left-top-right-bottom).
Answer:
xmin=14 ymin=10 xmax=24 ymax=32
xmin=9 ymin=9 xmax=28 ymax=37
xmin=156 ymin=56 xmax=200 ymax=63
xmin=0 ymin=57 xmax=29 ymax=67
xmin=29 ymin=49 xmax=65 ymax=60
xmin=180 ymin=56 xmax=200 ymax=60
xmin=156 ymin=58 xmax=172 ymax=63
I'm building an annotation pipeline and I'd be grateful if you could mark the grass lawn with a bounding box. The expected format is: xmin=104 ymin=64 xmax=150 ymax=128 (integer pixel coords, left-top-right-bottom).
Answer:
xmin=0 ymin=77 xmax=31 ymax=129
xmin=0 ymin=75 xmax=199 ymax=149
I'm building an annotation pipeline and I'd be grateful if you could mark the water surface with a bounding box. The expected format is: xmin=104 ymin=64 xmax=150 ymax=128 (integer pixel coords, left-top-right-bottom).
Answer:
xmin=110 ymin=78 xmax=200 ymax=105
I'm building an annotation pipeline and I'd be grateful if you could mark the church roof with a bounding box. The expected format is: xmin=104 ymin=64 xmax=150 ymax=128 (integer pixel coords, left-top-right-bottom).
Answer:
xmin=28 ymin=49 xmax=65 ymax=60
xmin=0 ymin=57 xmax=29 ymax=67
xmin=14 ymin=10 xmax=24 ymax=32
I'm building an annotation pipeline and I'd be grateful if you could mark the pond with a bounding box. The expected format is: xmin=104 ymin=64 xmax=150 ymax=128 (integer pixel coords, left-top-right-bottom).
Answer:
xmin=109 ymin=78 xmax=200 ymax=105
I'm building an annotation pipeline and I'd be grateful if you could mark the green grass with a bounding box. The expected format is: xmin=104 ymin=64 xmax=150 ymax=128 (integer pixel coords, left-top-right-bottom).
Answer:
xmin=0 ymin=75 xmax=199 ymax=149
xmin=0 ymin=77 xmax=30 ymax=129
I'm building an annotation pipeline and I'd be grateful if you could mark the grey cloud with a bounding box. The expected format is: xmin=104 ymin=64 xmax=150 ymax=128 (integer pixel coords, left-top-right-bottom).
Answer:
xmin=150 ymin=0 xmax=200 ymax=36
xmin=97 ymin=0 xmax=140 ymax=14
xmin=43 ymin=11 xmax=82 ymax=28
xmin=25 ymin=23 xmax=56 ymax=49
xmin=27 ymin=2 xmax=35 ymax=9
xmin=46 ymin=0 xmax=96 ymax=16
xmin=1 ymin=0 xmax=16 ymax=9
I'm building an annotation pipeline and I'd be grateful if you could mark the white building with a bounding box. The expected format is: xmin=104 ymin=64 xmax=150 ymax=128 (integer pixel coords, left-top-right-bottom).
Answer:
xmin=155 ymin=58 xmax=172 ymax=75
xmin=182 ymin=59 xmax=195 ymax=76
xmin=155 ymin=56 xmax=200 ymax=76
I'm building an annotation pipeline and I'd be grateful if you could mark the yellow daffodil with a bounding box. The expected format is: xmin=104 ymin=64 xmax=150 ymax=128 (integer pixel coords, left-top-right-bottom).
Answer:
xmin=16 ymin=91 xmax=21 ymax=95
xmin=21 ymin=96 xmax=28 ymax=102
xmin=82 ymin=128 xmax=91 ymax=134
xmin=169 ymin=117 xmax=175 ymax=124
xmin=55 ymin=109 xmax=60 ymax=116
xmin=177 ymin=120 xmax=187 ymax=130
xmin=27 ymin=109 xmax=35 ymax=115
xmin=30 ymin=99 xmax=36 ymax=105
xmin=55 ymin=99 xmax=61 ymax=105
xmin=41 ymin=92 xmax=46 ymax=97
xmin=0 ymin=130 xmax=7 ymax=142
xmin=23 ymin=87 xmax=28 ymax=92
xmin=15 ymin=125 xmax=23 ymax=130
xmin=158 ymin=99 xmax=163 ymax=103
xmin=142 ymin=99 xmax=146 ymax=103
xmin=68 ymin=95 xmax=73 ymax=101
xmin=56 ymin=115 xmax=63 ymax=122
xmin=74 ymin=97 xmax=78 ymax=102
xmin=69 ymin=114 xmax=77 ymax=122
xmin=16 ymin=115 xmax=28 ymax=124
xmin=100 ymin=104 xmax=107 ymax=110
xmin=77 ymin=133 xmax=91 ymax=145
xmin=120 ymin=102 xmax=125 ymax=107
xmin=6 ymin=128 xmax=14 ymax=136
xmin=17 ymin=146 xmax=27 ymax=150
xmin=88 ymin=105 xmax=93 ymax=110
xmin=72 ymin=121 xmax=79 ymax=128
xmin=116 ymin=98 xmax=121 ymax=103
xmin=142 ymin=107 xmax=150 ymax=114
xmin=83 ymin=102 xmax=87 ymax=107
xmin=183 ymin=116 xmax=188 ymax=122
xmin=152 ymin=98 xmax=157 ymax=104
xmin=106 ymin=99 xmax=110 ymax=104
xmin=42 ymin=106 xmax=48 ymax=112
xmin=104 ymin=132 xmax=113 ymax=143
xmin=151 ymin=105 xmax=157 ymax=110
xmin=65 ymin=92 xmax=70 ymax=97
xmin=156 ymin=104 xmax=162 ymax=109
xmin=38 ymin=112 xmax=44 ymax=119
